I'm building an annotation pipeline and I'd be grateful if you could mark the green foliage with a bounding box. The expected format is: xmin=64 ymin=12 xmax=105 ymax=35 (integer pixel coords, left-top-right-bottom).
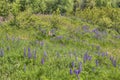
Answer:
xmin=0 ymin=1 xmax=9 ymax=17
xmin=44 ymin=0 xmax=73 ymax=14
xmin=76 ymin=7 xmax=120 ymax=34
xmin=31 ymin=0 xmax=46 ymax=14
xmin=1 ymin=8 xmax=120 ymax=79
xmin=0 ymin=1 xmax=120 ymax=79
xmin=19 ymin=0 xmax=26 ymax=11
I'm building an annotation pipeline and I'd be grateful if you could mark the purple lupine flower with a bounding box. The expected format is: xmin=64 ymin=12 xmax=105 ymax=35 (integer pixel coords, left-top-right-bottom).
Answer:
xmin=24 ymin=48 xmax=26 ymax=57
xmin=102 ymin=53 xmax=105 ymax=57
xmin=83 ymin=52 xmax=88 ymax=63
xmin=92 ymin=28 xmax=98 ymax=33
xmin=56 ymin=36 xmax=63 ymax=40
xmin=28 ymin=48 xmax=32 ymax=59
xmin=70 ymin=68 xmax=73 ymax=75
xmin=110 ymin=56 xmax=113 ymax=61
xmin=72 ymin=61 xmax=75 ymax=68
xmin=96 ymin=60 xmax=99 ymax=66
xmin=0 ymin=49 xmax=4 ymax=57
xmin=83 ymin=51 xmax=92 ymax=62
xmin=88 ymin=56 xmax=92 ymax=61
xmin=74 ymin=69 xmax=80 ymax=75
xmin=112 ymin=60 xmax=116 ymax=67
xmin=44 ymin=51 xmax=47 ymax=57
xmin=41 ymin=58 xmax=44 ymax=64
xmin=79 ymin=62 xmax=82 ymax=72
xmin=92 ymin=28 xmax=100 ymax=36
xmin=33 ymin=50 xmax=37 ymax=59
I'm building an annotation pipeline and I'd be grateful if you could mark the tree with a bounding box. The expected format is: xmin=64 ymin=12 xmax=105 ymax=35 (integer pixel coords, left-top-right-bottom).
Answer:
xmin=31 ymin=0 xmax=46 ymax=14
xmin=19 ymin=0 xmax=26 ymax=11
xmin=0 ymin=0 xmax=9 ymax=17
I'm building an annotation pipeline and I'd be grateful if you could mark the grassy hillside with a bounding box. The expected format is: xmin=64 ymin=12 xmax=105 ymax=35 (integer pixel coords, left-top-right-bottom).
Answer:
xmin=0 ymin=9 xmax=120 ymax=80
xmin=0 ymin=0 xmax=120 ymax=79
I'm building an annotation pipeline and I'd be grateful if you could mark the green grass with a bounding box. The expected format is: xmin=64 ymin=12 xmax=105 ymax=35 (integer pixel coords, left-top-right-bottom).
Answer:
xmin=0 ymin=14 xmax=120 ymax=80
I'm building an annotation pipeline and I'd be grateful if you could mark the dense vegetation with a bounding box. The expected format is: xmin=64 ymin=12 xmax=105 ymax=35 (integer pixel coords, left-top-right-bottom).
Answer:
xmin=0 ymin=0 xmax=120 ymax=80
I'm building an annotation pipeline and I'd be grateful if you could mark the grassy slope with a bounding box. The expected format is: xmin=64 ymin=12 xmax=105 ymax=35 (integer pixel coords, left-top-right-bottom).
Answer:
xmin=0 ymin=14 xmax=120 ymax=80
xmin=0 ymin=14 xmax=120 ymax=56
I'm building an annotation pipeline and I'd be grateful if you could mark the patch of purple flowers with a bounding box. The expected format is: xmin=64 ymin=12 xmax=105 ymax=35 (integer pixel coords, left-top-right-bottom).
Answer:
xmin=83 ymin=51 xmax=92 ymax=63
xmin=96 ymin=60 xmax=99 ymax=66
xmin=74 ymin=69 xmax=80 ymax=75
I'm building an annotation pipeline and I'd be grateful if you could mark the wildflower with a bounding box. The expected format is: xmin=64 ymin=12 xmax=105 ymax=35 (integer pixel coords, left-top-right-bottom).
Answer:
xmin=0 ymin=48 xmax=4 ymax=57
xmin=74 ymin=66 xmax=81 ymax=80
xmin=88 ymin=56 xmax=92 ymax=61
xmin=28 ymin=48 xmax=32 ymax=59
xmin=70 ymin=68 xmax=73 ymax=75
xmin=72 ymin=61 xmax=75 ymax=68
xmin=102 ymin=52 xmax=105 ymax=57
xmin=110 ymin=56 xmax=113 ymax=61
xmin=83 ymin=52 xmax=88 ymax=63
xmin=56 ymin=36 xmax=63 ymax=40
xmin=44 ymin=51 xmax=47 ymax=57
xmin=79 ymin=62 xmax=82 ymax=72
xmin=74 ymin=69 xmax=80 ymax=75
xmin=96 ymin=60 xmax=99 ymax=66
xmin=112 ymin=60 xmax=116 ymax=67
xmin=41 ymin=58 xmax=44 ymax=64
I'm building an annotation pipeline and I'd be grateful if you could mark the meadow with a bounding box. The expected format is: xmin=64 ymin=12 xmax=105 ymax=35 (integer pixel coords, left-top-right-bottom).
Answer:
xmin=0 ymin=0 xmax=120 ymax=80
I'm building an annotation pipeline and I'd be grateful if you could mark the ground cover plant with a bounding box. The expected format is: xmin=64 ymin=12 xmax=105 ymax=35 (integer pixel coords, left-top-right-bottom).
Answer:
xmin=0 ymin=0 xmax=120 ymax=80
